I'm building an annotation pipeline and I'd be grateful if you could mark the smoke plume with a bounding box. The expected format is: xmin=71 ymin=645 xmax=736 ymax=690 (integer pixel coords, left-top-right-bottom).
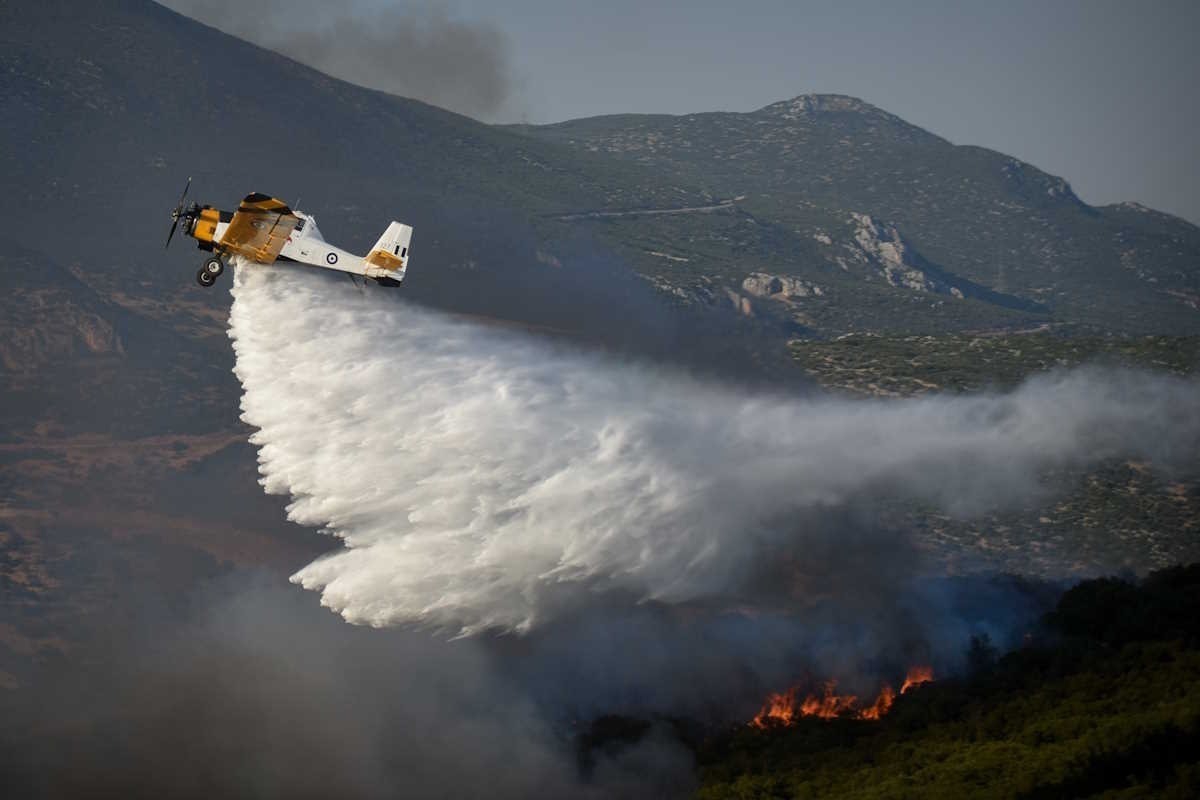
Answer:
xmin=1 ymin=575 xmax=696 ymax=799
xmin=228 ymin=264 xmax=1200 ymax=637
xmin=158 ymin=0 xmax=514 ymax=120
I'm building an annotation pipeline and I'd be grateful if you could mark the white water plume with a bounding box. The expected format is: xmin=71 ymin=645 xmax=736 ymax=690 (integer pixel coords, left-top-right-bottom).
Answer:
xmin=228 ymin=264 xmax=1200 ymax=635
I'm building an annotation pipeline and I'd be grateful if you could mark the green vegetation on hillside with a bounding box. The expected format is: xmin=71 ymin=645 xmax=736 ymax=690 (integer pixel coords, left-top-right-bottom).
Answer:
xmin=697 ymin=565 xmax=1200 ymax=799
xmin=785 ymin=332 xmax=1200 ymax=576
xmin=788 ymin=333 xmax=1200 ymax=397
xmin=516 ymin=96 xmax=1200 ymax=336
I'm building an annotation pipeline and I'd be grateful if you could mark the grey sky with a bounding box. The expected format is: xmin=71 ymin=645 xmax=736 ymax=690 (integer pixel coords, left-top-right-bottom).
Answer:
xmin=166 ymin=0 xmax=1200 ymax=223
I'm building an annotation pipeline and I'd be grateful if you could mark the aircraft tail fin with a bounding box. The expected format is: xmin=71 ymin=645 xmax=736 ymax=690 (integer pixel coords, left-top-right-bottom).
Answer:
xmin=362 ymin=221 xmax=413 ymax=282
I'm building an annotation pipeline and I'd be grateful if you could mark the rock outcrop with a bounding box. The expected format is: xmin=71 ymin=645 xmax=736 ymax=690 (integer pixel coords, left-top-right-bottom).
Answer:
xmin=742 ymin=273 xmax=823 ymax=301
xmin=846 ymin=212 xmax=962 ymax=297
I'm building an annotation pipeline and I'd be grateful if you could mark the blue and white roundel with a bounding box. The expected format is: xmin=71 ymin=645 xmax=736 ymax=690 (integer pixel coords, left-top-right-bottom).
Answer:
xmin=326 ymin=252 xmax=338 ymax=265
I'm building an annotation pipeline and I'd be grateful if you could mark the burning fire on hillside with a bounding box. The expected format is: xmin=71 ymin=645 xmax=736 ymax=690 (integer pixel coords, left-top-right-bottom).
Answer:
xmin=750 ymin=666 xmax=934 ymax=728
xmin=901 ymin=665 xmax=934 ymax=694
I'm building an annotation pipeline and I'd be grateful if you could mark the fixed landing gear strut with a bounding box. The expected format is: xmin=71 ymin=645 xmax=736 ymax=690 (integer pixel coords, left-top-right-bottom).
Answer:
xmin=196 ymin=255 xmax=225 ymax=288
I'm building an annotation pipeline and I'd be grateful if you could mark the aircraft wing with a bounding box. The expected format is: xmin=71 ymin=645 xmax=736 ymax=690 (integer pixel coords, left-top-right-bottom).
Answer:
xmin=218 ymin=193 xmax=300 ymax=264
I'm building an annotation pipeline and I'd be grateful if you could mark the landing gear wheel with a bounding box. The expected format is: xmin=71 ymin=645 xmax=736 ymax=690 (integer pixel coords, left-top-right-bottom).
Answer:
xmin=203 ymin=256 xmax=225 ymax=276
xmin=196 ymin=267 xmax=216 ymax=288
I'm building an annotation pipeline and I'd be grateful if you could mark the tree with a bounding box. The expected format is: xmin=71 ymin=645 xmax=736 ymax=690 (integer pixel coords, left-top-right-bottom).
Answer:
xmin=966 ymin=633 xmax=998 ymax=676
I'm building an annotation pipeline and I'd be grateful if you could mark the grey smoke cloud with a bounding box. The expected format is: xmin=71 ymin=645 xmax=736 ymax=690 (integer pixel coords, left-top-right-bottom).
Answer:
xmin=0 ymin=568 xmax=1047 ymax=797
xmin=0 ymin=576 xmax=695 ymax=799
xmin=158 ymin=0 xmax=513 ymax=119
xmin=227 ymin=263 xmax=1200 ymax=637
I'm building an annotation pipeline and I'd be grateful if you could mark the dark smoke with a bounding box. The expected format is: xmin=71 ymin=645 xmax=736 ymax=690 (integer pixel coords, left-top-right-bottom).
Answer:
xmin=0 ymin=573 xmax=696 ymax=799
xmin=2 ymin=553 xmax=1058 ymax=799
xmin=157 ymin=0 xmax=514 ymax=120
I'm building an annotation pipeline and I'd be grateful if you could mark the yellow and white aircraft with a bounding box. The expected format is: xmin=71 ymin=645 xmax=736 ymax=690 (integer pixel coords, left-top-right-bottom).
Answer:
xmin=166 ymin=179 xmax=412 ymax=287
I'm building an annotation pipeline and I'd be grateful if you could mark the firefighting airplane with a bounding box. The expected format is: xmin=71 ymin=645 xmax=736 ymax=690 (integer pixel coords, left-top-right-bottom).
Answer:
xmin=165 ymin=179 xmax=412 ymax=287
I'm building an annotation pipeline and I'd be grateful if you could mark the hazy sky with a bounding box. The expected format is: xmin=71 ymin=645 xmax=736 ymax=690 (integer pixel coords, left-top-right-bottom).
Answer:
xmin=168 ymin=0 xmax=1200 ymax=223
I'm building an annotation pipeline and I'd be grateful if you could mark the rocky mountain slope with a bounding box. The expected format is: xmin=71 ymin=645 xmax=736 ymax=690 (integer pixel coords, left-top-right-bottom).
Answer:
xmin=4 ymin=2 xmax=1198 ymax=350
xmin=514 ymin=94 xmax=1200 ymax=334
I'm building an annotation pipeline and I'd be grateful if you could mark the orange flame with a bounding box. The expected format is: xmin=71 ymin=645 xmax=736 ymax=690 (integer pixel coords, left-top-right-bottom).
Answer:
xmin=751 ymin=690 xmax=800 ymax=727
xmin=800 ymin=681 xmax=859 ymax=719
xmin=857 ymin=684 xmax=895 ymax=721
xmin=750 ymin=666 xmax=933 ymax=728
xmin=900 ymin=665 xmax=934 ymax=694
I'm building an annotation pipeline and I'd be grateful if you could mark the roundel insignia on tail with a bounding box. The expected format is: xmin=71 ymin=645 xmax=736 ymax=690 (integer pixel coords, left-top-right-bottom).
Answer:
xmin=326 ymin=252 xmax=338 ymax=265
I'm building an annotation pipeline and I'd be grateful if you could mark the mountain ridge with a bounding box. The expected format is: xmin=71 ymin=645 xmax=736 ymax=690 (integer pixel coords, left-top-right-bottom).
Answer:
xmin=4 ymin=0 xmax=1197 ymax=343
xmin=510 ymin=91 xmax=1199 ymax=334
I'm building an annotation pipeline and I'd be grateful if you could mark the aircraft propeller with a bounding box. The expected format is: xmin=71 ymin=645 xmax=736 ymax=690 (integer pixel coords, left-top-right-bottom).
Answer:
xmin=166 ymin=176 xmax=192 ymax=248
